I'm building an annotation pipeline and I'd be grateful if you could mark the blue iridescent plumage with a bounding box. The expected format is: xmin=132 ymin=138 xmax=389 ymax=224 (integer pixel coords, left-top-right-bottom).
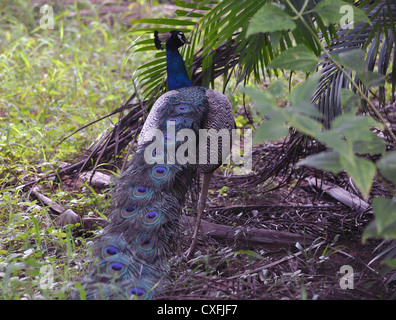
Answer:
xmin=166 ymin=49 xmax=192 ymax=90
xmin=155 ymin=30 xmax=193 ymax=91
xmin=77 ymin=29 xmax=234 ymax=300
xmin=76 ymin=30 xmax=209 ymax=300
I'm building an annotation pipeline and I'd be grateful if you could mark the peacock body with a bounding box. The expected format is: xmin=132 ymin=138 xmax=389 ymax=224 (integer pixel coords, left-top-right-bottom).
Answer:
xmin=79 ymin=30 xmax=234 ymax=299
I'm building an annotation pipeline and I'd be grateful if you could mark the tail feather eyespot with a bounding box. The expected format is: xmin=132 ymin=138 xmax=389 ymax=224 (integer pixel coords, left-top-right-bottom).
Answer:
xmin=133 ymin=186 xmax=151 ymax=198
xmin=102 ymin=245 xmax=119 ymax=258
xmin=107 ymin=262 xmax=127 ymax=276
xmin=121 ymin=204 xmax=139 ymax=218
xmin=129 ymin=287 xmax=148 ymax=300
xmin=143 ymin=210 xmax=161 ymax=225
xmin=137 ymin=234 xmax=154 ymax=250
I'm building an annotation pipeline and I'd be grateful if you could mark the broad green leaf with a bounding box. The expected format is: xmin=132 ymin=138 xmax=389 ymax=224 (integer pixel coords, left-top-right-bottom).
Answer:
xmin=363 ymin=196 xmax=396 ymax=241
xmin=357 ymin=70 xmax=386 ymax=88
xmin=332 ymin=114 xmax=382 ymax=142
xmin=313 ymin=0 xmax=371 ymax=26
xmin=353 ymin=134 xmax=386 ymax=155
xmin=234 ymin=115 xmax=248 ymax=128
xmin=290 ymin=75 xmax=319 ymax=106
xmin=267 ymin=80 xmax=285 ymax=97
xmin=313 ymin=0 xmax=347 ymax=25
xmin=333 ymin=49 xmax=367 ymax=73
xmin=246 ymin=3 xmax=296 ymax=36
xmin=297 ymin=151 xmax=343 ymax=174
xmin=290 ymin=75 xmax=322 ymax=118
xmin=372 ymin=197 xmax=396 ymax=234
xmin=269 ymin=45 xmax=319 ymax=73
xmin=285 ymin=112 xmax=323 ymax=138
xmin=340 ymin=155 xmax=375 ymax=200
xmin=317 ymin=130 xmax=352 ymax=155
xmin=340 ymin=88 xmax=360 ymax=114
xmin=362 ymin=219 xmax=396 ymax=242
xmin=289 ymin=104 xmax=322 ymax=118
xmin=269 ymin=31 xmax=282 ymax=51
xmin=253 ymin=120 xmax=289 ymax=144
xmin=242 ymin=86 xmax=277 ymax=116
xmin=377 ymin=151 xmax=396 ymax=186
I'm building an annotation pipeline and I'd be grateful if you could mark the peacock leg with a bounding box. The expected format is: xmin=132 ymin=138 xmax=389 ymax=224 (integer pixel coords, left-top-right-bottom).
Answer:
xmin=185 ymin=171 xmax=214 ymax=259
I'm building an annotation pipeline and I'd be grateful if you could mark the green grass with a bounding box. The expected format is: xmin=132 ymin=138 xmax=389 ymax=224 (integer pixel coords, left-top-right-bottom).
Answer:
xmin=0 ymin=1 xmax=145 ymax=299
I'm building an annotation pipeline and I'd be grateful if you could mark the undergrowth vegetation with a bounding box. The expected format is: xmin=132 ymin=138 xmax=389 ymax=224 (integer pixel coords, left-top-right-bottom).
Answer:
xmin=0 ymin=0 xmax=138 ymax=299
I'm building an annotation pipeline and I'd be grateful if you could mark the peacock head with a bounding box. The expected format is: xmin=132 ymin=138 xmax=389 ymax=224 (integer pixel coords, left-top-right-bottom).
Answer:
xmin=154 ymin=30 xmax=190 ymax=51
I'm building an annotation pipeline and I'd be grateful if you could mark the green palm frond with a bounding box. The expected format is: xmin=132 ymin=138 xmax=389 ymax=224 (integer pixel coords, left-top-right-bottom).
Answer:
xmin=128 ymin=0 xmax=269 ymax=102
xmin=129 ymin=0 xmax=382 ymax=115
xmin=128 ymin=1 xmax=316 ymax=107
xmin=314 ymin=1 xmax=395 ymax=127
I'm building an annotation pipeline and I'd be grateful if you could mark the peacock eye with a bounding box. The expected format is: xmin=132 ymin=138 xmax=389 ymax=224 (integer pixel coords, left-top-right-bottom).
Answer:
xmin=110 ymin=263 xmax=123 ymax=271
xmin=125 ymin=205 xmax=136 ymax=212
xmin=176 ymin=105 xmax=189 ymax=112
xmin=121 ymin=204 xmax=139 ymax=218
xmin=105 ymin=246 xmax=118 ymax=255
xmin=137 ymin=234 xmax=154 ymax=250
xmin=155 ymin=167 xmax=165 ymax=174
xmin=152 ymin=165 xmax=169 ymax=180
xmin=146 ymin=211 xmax=158 ymax=219
xmin=143 ymin=210 xmax=161 ymax=225
xmin=107 ymin=262 xmax=127 ymax=276
xmin=133 ymin=186 xmax=150 ymax=198
xmin=102 ymin=245 xmax=120 ymax=259
xmin=129 ymin=287 xmax=147 ymax=300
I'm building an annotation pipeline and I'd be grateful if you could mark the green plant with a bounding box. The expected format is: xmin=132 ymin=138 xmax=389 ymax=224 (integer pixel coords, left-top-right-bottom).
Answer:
xmin=242 ymin=0 xmax=395 ymax=256
xmin=0 ymin=1 xmax=138 ymax=299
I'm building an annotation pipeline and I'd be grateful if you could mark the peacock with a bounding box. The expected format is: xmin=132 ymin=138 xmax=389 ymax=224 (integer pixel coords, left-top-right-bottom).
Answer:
xmin=78 ymin=30 xmax=235 ymax=299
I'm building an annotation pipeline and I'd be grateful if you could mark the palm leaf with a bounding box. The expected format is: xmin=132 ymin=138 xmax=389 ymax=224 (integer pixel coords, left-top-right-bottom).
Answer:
xmin=314 ymin=1 xmax=395 ymax=127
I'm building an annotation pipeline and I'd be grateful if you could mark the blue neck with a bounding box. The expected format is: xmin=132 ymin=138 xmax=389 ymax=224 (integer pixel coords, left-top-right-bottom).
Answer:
xmin=166 ymin=48 xmax=192 ymax=91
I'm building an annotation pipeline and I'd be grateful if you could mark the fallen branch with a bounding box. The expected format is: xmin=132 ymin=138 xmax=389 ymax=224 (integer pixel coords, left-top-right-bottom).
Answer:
xmin=185 ymin=216 xmax=314 ymax=246
xmin=307 ymin=177 xmax=370 ymax=212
